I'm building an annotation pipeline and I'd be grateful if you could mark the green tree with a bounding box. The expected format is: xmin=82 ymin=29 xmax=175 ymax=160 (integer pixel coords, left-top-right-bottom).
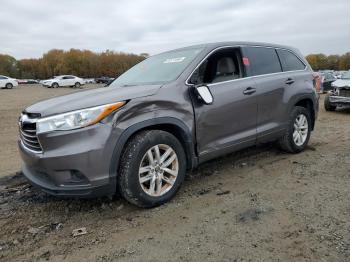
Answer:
xmin=0 ymin=54 xmax=19 ymax=77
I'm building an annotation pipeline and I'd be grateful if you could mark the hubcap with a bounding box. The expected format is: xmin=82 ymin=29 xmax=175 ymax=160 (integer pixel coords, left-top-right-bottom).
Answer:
xmin=293 ymin=114 xmax=308 ymax=146
xmin=138 ymin=144 xmax=179 ymax=197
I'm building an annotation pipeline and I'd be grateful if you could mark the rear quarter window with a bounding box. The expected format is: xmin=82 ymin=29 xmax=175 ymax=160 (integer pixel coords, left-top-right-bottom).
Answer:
xmin=276 ymin=49 xmax=306 ymax=71
xmin=245 ymin=47 xmax=282 ymax=76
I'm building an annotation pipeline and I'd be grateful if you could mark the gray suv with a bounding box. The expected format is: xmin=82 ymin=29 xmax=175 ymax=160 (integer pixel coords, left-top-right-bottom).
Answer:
xmin=18 ymin=42 xmax=319 ymax=207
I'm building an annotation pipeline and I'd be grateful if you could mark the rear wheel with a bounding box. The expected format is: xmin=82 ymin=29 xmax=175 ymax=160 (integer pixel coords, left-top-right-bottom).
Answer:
xmin=279 ymin=106 xmax=311 ymax=153
xmin=118 ymin=130 xmax=186 ymax=208
xmin=5 ymin=83 xmax=13 ymax=89
xmin=324 ymin=94 xmax=336 ymax=111
xmin=51 ymin=82 xmax=59 ymax=88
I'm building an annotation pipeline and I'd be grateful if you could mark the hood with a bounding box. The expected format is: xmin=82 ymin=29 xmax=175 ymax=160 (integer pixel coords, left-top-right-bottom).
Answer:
xmin=25 ymin=84 xmax=162 ymax=117
xmin=332 ymin=79 xmax=350 ymax=88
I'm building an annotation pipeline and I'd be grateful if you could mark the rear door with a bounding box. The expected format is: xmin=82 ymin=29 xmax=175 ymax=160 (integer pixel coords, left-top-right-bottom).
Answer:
xmin=189 ymin=47 xmax=258 ymax=162
xmin=243 ymin=46 xmax=289 ymax=142
xmin=69 ymin=76 xmax=77 ymax=86
xmin=60 ymin=76 xmax=74 ymax=86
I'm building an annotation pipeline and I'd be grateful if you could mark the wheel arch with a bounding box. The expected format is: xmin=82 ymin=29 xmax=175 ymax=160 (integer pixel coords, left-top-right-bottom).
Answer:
xmin=292 ymin=96 xmax=316 ymax=130
xmin=109 ymin=117 xmax=197 ymax=182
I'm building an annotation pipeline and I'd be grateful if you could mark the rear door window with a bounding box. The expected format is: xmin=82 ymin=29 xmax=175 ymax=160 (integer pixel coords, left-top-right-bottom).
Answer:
xmin=276 ymin=49 xmax=305 ymax=71
xmin=245 ymin=47 xmax=282 ymax=76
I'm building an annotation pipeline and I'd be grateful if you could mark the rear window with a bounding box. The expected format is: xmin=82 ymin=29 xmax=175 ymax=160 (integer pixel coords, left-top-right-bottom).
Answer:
xmin=245 ymin=47 xmax=282 ymax=76
xmin=276 ymin=49 xmax=305 ymax=71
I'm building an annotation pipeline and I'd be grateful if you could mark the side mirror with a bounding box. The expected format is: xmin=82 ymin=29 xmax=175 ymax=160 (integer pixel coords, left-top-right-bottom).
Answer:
xmin=194 ymin=85 xmax=214 ymax=105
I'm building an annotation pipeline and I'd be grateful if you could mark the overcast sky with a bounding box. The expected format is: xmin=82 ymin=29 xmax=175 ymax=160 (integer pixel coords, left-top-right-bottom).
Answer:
xmin=1 ymin=0 xmax=349 ymax=59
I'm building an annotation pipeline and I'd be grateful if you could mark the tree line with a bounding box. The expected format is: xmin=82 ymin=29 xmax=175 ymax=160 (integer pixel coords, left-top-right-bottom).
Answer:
xmin=0 ymin=49 xmax=147 ymax=79
xmin=306 ymin=53 xmax=350 ymax=71
xmin=0 ymin=49 xmax=349 ymax=79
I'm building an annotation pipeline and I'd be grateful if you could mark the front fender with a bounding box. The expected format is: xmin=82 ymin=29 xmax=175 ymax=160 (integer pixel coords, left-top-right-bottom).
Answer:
xmin=109 ymin=117 xmax=197 ymax=182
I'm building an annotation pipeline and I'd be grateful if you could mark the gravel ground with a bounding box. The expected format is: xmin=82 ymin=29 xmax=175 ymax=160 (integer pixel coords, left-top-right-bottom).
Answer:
xmin=0 ymin=85 xmax=349 ymax=261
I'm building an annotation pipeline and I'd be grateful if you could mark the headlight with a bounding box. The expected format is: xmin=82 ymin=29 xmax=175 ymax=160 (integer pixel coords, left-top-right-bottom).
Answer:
xmin=37 ymin=102 xmax=125 ymax=133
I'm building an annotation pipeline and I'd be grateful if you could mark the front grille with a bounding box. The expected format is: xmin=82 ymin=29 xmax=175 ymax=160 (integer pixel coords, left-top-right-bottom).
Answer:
xmin=19 ymin=118 xmax=43 ymax=153
xmin=339 ymin=89 xmax=350 ymax=97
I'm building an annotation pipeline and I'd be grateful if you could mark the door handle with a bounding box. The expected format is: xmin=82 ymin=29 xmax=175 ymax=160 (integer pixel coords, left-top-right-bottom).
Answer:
xmin=243 ymin=87 xmax=256 ymax=95
xmin=285 ymin=78 xmax=295 ymax=85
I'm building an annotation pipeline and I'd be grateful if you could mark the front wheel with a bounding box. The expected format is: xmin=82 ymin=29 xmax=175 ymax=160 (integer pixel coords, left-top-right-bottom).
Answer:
xmin=278 ymin=106 xmax=312 ymax=153
xmin=51 ymin=82 xmax=59 ymax=88
xmin=5 ymin=83 xmax=13 ymax=89
xmin=118 ymin=130 xmax=186 ymax=208
xmin=74 ymin=82 xmax=81 ymax=88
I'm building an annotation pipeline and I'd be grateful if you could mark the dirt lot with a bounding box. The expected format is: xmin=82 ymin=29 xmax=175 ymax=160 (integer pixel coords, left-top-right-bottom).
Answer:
xmin=0 ymin=85 xmax=349 ymax=261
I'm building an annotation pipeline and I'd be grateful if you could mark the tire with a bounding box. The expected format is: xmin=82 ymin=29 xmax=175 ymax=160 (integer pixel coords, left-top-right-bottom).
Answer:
xmin=52 ymin=82 xmax=59 ymax=88
xmin=5 ymin=83 xmax=13 ymax=89
xmin=324 ymin=94 xmax=336 ymax=111
xmin=118 ymin=130 xmax=187 ymax=208
xmin=278 ymin=106 xmax=312 ymax=153
xmin=74 ymin=82 xmax=81 ymax=88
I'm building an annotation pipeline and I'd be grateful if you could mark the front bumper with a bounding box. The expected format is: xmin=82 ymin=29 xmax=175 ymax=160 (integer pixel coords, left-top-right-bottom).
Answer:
xmin=18 ymin=123 xmax=120 ymax=197
xmin=329 ymin=95 xmax=350 ymax=104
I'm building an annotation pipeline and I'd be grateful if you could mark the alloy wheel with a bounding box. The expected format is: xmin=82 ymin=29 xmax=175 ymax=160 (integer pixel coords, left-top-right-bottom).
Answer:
xmin=293 ymin=114 xmax=308 ymax=146
xmin=138 ymin=144 xmax=179 ymax=197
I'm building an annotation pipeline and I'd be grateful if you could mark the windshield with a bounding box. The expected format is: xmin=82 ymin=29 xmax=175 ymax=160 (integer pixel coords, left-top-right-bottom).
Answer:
xmin=341 ymin=71 xmax=350 ymax=79
xmin=110 ymin=48 xmax=203 ymax=87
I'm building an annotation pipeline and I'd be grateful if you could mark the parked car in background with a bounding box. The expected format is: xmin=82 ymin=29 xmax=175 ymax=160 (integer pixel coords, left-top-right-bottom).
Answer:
xmin=320 ymin=72 xmax=337 ymax=93
xmin=17 ymin=79 xmax=39 ymax=84
xmin=18 ymin=42 xmax=319 ymax=207
xmin=334 ymin=71 xmax=347 ymax=79
xmin=27 ymin=79 xmax=39 ymax=84
xmin=0 ymin=75 xmax=18 ymax=89
xmin=41 ymin=75 xmax=85 ymax=88
xmin=84 ymin=78 xmax=96 ymax=84
xmin=325 ymin=70 xmax=350 ymax=111
xmin=95 ymin=76 xmax=114 ymax=84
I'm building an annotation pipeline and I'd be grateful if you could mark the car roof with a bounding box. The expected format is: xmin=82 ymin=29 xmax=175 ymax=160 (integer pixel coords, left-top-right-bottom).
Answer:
xmin=168 ymin=41 xmax=298 ymax=53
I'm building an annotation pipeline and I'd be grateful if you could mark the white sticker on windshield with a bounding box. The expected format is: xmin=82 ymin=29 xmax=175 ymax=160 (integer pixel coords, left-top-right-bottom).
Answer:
xmin=163 ymin=57 xmax=186 ymax=63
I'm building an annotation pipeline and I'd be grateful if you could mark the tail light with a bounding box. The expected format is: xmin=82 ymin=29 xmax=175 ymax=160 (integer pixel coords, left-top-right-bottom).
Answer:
xmin=312 ymin=73 xmax=321 ymax=93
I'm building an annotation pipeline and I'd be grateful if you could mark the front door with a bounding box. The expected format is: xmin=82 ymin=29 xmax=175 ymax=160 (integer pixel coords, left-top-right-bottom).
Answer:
xmin=189 ymin=47 xmax=258 ymax=162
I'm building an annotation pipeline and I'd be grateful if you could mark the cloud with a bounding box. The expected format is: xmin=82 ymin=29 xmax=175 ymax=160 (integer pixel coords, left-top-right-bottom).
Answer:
xmin=0 ymin=0 xmax=349 ymax=59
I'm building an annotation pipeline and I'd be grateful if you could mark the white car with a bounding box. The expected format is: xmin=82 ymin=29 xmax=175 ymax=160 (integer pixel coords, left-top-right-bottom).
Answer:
xmin=42 ymin=75 xmax=85 ymax=88
xmin=0 ymin=75 xmax=18 ymax=89
xmin=331 ymin=71 xmax=350 ymax=90
xmin=84 ymin=78 xmax=96 ymax=84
